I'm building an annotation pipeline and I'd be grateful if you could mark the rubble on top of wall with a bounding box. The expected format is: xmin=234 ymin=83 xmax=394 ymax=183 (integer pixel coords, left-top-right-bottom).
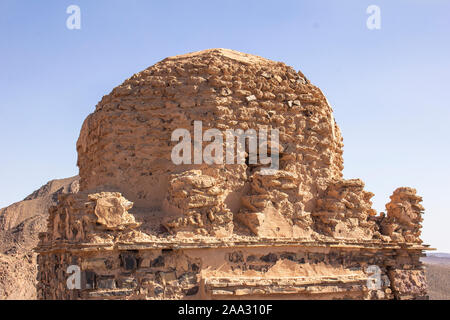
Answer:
xmin=381 ymin=187 xmax=425 ymax=243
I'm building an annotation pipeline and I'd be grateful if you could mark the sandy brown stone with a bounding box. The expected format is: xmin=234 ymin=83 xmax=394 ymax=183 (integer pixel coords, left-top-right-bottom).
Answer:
xmin=35 ymin=49 xmax=431 ymax=300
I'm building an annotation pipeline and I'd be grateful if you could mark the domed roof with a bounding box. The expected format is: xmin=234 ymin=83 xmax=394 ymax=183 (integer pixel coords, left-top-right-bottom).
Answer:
xmin=76 ymin=49 xmax=344 ymax=222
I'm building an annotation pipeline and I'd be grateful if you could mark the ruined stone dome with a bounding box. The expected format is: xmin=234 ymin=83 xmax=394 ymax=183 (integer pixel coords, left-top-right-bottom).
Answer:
xmin=76 ymin=49 xmax=344 ymax=236
xmin=38 ymin=49 xmax=430 ymax=301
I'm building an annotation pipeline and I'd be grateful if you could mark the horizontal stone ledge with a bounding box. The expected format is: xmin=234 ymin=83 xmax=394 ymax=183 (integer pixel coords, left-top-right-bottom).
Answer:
xmin=35 ymin=241 xmax=436 ymax=254
xmin=210 ymin=284 xmax=369 ymax=296
xmin=87 ymin=289 xmax=133 ymax=298
xmin=205 ymin=274 xmax=368 ymax=282
xmin=36 ymin=239 xmax=434 ymax=254
xmin=36 ymin=243 xmax=115 ymax=253
xmin=205 ymin=275 xmax=368 ymax=288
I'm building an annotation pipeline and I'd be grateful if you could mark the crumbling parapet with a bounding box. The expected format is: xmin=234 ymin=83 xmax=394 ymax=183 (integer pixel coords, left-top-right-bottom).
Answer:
xmin=162 ymin=170 xmax=233 ymax=237
xmin=313 ymin=179 xmax=378 ymax=240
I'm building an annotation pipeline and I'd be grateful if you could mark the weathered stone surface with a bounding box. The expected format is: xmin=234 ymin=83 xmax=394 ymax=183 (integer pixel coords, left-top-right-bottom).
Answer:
xmin=388 ymin=269 xmax=428 ymax=299
xmin=36 ymin=49 xmax=431 ymax=300
xmin=313 ymin=179 xmax=378 ymax=240
xmin=381 ymin=188 xmax=424 ymax=243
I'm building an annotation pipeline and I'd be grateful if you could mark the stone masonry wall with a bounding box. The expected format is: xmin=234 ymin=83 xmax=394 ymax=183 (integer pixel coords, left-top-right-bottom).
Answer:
xmin=37 ymin=245 xmax=427 ymax=300
xmin=37 ymin=49 xmax=431 ymax=300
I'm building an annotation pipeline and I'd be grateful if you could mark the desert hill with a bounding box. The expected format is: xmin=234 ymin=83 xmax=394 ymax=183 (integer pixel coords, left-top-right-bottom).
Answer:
xmin=0 ymin=176 xmax=79 ymax=231
xmin=0 ymin=175 xmax=448 ymax=299
xmin=0 ymin=176 xmax=79 ymax=299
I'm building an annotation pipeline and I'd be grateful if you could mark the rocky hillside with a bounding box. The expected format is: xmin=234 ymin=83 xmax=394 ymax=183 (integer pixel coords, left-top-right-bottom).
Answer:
xmin=0 ymin=176 xmax=79 ymax=299
xmin=422 ymin=253 xmax=450 ymax=300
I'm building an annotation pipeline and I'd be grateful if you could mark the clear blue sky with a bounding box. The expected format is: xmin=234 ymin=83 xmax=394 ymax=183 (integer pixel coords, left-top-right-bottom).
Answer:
xmin=1 ymin=1 xmax=449 ymax=251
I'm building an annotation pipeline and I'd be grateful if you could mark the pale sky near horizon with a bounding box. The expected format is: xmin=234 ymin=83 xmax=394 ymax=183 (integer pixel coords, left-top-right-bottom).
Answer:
xmin=0 ymin=1 xmax=449 ymax=251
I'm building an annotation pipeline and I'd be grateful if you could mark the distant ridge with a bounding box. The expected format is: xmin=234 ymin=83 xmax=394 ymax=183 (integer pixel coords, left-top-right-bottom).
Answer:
xmin=427 ymin=252 xmax=450 ymax=258
xmin=0 ymin=176 xmax=79 ymax=300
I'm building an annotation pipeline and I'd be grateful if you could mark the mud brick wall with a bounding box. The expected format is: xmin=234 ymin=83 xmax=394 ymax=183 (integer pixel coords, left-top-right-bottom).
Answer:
xmin=37 ymin=245 xmax=427 ymax=300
